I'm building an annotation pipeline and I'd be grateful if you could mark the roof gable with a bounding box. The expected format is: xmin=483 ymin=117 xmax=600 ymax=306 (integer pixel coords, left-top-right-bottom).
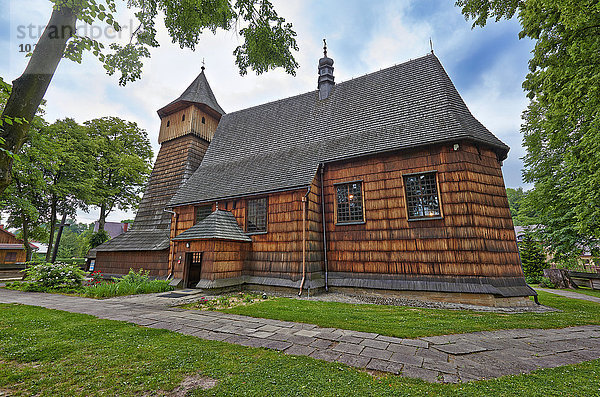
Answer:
xmin=171 ymin=54 xmax=508 ymax=207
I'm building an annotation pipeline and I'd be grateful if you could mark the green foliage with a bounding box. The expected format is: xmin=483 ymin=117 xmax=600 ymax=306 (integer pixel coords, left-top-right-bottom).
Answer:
xmin=88 ymin=230 xmax=110 ymax=248
xmin=56 ymin=221 xmax=94 ymax=258
xmin=506 ymin=187 xmax=539 ymax=226
xmin=58 ymin=0 xmax=299 ymax=84
xmin=7 ymin=267 xmax=172 ymax=297
xmin=85 ymin=117 xmax=152 ymax=226
xmin=519 ymin=233 xmax=547 ymax=284
xmin=2 ymin=304 xmax=600 ymax=396
xmin=1 ymin=117 xmax=95 ymax=260
xmin=83 ymin=268 xmax=172 ymax=298
xmin=457 ymin=0 xmax=600 ymax=261
xmin=22 ymin=261 xmax=85 ymax=290
xmin=539 ymin=276 xmax=556 ymax=289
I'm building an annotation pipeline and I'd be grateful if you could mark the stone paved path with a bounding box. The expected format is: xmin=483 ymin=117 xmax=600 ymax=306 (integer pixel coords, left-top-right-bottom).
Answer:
xmin=536 ymin=287 xmax=600 ymax=304
xmin=1 ymin=289 xmax=599 ymax=383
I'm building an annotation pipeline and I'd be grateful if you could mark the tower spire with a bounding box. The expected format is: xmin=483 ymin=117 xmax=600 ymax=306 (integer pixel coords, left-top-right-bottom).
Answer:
xmin=318 ymin=39 xmax=335 ymax=100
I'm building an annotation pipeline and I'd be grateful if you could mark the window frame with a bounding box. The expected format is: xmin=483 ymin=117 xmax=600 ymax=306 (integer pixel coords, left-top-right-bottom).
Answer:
xmin=246 ymin=197 xmax=268 ymax=234
xmin=402 ymin=170 xmax=443 ymax=221
xmin=334 ymin=180 xmax=366 ymax=225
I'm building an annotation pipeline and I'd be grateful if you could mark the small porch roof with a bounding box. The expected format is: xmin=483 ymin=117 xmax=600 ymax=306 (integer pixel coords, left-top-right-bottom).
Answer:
xmin=173 ymin=210 xmax=251 ymax=242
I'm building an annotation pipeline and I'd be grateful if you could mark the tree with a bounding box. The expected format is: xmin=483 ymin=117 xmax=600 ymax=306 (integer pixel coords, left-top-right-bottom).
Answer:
xmin=0 ymin=0 xmax=299 ymax=193
xmin=519 ymin=232 xmax=546 ymax=284
xmin=86 ymin=117 xmax=152 ymax=231
xmin=39 ymin=119 xmax=95 ymax=261
xmin=506 ymin=187 xmax=539 ymax=226
xmin=456 ymin=0 xmax=600 ymax=261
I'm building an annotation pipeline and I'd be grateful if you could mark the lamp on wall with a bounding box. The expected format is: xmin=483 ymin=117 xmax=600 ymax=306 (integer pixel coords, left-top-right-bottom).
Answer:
xmin=186 ymin=242 xmax=190 ymax=248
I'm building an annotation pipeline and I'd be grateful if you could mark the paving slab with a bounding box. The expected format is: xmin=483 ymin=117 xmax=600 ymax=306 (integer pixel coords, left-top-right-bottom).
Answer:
xmin=1 ymin=288 xmax=600 ymax=385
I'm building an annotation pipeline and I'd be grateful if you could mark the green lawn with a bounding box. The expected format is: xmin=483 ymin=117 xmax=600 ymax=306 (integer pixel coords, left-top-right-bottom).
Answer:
xmin=1 ymin=304 xmax=599 ymax=396
xmin=219 ymin=291 xmax=600 ymax=338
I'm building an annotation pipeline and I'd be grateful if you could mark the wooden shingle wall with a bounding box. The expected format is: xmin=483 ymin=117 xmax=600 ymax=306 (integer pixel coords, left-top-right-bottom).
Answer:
xmin=133 ymin=133 xmax=210 ymax=230
xmin=322 ymin=141 xmax=522 ymax=279
xmin=95 ymin=250 xmax=170 ymax=277
xmin=172 ymin=189 xmax=318 ymax=282
xmin=172 ymin=239 xmax=249 ymax=281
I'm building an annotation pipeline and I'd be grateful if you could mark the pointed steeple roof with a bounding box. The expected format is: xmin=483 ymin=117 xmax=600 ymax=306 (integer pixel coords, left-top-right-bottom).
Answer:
xmin=157 ymin=70 xmax=225 ymax=118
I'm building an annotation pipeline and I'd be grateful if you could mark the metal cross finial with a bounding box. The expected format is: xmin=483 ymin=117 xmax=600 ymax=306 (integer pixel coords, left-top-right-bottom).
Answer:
xmin=201 ymin=58 xmax=205 ymax=72
xmin=323 ymin=38 xmax=327 ymax=57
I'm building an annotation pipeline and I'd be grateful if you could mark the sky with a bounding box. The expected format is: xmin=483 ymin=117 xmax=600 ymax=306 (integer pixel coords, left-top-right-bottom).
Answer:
xmin=0 ymin=0 xmax=534 ymax=225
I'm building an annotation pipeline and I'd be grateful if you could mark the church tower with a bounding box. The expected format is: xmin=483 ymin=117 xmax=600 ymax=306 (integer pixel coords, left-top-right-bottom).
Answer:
xmin=132 ymin=67 xmax=225 ymax=231
xmin=91 ymin=67 xmax=224 ymax=277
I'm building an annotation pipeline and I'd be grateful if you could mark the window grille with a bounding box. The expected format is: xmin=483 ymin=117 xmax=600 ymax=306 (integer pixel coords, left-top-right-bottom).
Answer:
xmin=404 ymin=172 xmax=441 ymax=219
xmin=336 ymin=182 xmax=364 ymax=223
xmin=247 ymin=197 xmax=267 ymax=233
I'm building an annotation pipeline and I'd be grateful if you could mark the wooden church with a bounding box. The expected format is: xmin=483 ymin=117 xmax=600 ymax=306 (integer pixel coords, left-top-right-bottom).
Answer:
xmin=93 ymin=47 xmax=535 ymax=307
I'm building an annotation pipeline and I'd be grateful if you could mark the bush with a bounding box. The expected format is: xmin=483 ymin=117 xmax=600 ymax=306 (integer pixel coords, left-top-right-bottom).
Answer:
xmin=22 ymin=261 xmax=85 ymax=290
xmin=89 ymin=230 xmax=110 ymax=249
xmin=83 ymin=268 xmax=172 ymax=298
xmin=539 ymin=276 xmax=557 ymax=289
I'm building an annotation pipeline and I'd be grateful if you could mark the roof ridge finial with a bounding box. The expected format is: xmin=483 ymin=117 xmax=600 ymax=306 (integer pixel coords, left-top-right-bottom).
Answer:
xmin=429 ymin=38 xmax=434 ymax=54
xmin=323 ymin=38 xmax=327 ymax=58
xmin=201 ymin=58 xmax=205 ymax=72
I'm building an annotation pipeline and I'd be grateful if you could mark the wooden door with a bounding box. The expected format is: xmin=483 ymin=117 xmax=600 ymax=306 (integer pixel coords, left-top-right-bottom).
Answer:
xmin=186 ymin=252 xmax=203 ymax=288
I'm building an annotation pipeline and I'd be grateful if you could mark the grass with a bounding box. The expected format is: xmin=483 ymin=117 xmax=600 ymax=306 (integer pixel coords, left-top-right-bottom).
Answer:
xmin=218 ymin=291 xmax=600 ymax=338
xmin=1 ymin=304 xmax=599 ymax=396
xmin=82 ymin=279 xmax=172 ymax=298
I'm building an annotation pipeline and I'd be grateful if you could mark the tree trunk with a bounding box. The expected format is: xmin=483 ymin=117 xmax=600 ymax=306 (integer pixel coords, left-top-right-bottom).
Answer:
xmin=98 ymin=203 xmax=107 ymax=231
xmin=0 ymin=6 xmax=77 ymax=193
xmin=51 ymin=211 xmax=68 ymax=263
xmin=15 ymin=180 xmax=33 ymax=261
xmin=46 ymin=196 xmax=57 ymax=262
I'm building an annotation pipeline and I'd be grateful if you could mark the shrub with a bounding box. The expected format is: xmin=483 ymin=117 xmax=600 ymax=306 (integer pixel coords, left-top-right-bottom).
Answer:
xmin=539 ymin=276 xmax=557 ymax=289
xmin=83 ymin=268 xmax=172 ymax=298
xmin=88 ymin=230 xmax=110 ymax=249
xmin=519 ymin=233 xmax=546 ymax=284
xmin=22 ymin=261 xmax=85 ymax=290
xmin=88 ymin=270 xmax=104 ymax=286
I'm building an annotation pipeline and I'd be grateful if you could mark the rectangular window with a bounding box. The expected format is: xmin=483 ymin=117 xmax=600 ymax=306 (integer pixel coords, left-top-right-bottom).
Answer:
xmin=247 ymin=197 xmax=267 ymax=233
xmin=336 ymin=181 xmax=364 ymax=224
xmin=5 ymin=252 xmax=17 ymax=263
xmin=404 ymin=172 xmax=441 ymax=220
xmin=195 ymin=205 xmax=212 ymax=224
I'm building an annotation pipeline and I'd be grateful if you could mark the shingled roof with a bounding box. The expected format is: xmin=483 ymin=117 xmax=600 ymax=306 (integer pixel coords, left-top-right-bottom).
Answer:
xmin=172 ymin=210 xmax=251 ymax=242
xmin=170 ymin=53 xmax=509 ymax=207
xmin=157 ymin=70 xmax=225 ymax=117
xmin=93 ymin=229 xmax=170 ymax=252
